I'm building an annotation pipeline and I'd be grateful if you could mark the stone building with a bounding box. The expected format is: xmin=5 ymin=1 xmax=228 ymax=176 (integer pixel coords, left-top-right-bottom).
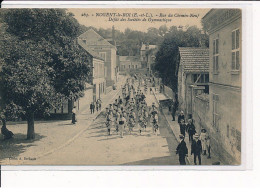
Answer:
xmin=177 ymin=47 xmax=209 ymax=119
xmin=119 ymin=56 xmax=142 ymax=72
xmin=202 ymin=9 xmax=242 ymax=164
xmin=78 ymin=29 xmax=117 ymax=87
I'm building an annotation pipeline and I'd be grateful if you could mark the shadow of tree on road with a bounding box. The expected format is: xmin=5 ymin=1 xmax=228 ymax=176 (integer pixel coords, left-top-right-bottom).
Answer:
xmin=0 ymin=133 xmax=46 ymax=162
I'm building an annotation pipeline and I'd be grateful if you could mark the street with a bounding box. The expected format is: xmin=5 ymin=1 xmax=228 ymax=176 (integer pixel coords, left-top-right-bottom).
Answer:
xmin=0 ymin=76 xmax=180 ymax=165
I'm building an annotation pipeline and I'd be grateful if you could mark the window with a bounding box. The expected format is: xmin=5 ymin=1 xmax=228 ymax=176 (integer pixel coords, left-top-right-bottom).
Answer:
xmin=213 ymin=38 xmax=219 ymax=74
xmin=83 ymin=39 xmax=86 ymax=44
xmin=213 ymin=94 xmax=220 ymax=131
xmin=99 ymin=52 xmax=106 ymax=61
xmin=192 ymin=74 xmax=209 ymax=83
xmin=232 ymin=29 xmax=240 ymax=71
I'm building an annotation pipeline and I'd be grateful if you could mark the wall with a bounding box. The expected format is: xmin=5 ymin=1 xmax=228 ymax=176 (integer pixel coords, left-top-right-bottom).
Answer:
xmin=206 ymin=11 xmax=241 ymax=164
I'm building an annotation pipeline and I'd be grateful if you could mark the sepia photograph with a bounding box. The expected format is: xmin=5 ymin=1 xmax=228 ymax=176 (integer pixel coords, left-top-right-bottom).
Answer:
xmin=0 ymin=8 xmax=242 ymax=166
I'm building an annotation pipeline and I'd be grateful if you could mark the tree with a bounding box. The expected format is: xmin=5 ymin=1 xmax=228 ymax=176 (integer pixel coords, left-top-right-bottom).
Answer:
xmin=154 ymin=26 xmax=208 ymax=93
xmin=0 ymin=9 xmax=91 ymax=139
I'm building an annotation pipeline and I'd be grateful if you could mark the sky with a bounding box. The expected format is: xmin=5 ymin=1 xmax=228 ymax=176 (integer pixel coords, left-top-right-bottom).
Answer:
xmin=68 ymin=8 xmax=210 ymax=32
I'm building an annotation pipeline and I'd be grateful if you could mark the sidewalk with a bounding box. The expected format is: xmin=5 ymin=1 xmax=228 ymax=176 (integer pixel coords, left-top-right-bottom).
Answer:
xmin=0 ymin=76 xmax=127 ymax=165
xmin=152 ymin=88 xmax=220 ymax=165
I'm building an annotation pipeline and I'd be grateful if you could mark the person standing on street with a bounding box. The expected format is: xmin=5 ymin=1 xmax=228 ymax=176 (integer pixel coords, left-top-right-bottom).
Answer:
xmin=178 ymin=111 xmax=185 ymax=124
xmin=186 ymin=119 xmax=196 ymax=142
xmin=176 ymin=134 xmax=188 ymax=165
xmin=171 ymin=103 xmax=176 ymax=121
xmin=90 ymin=103 xmax=93 ymax=114
xmin=179 ymin=119 xmax=186 ymax=137
xmin=191 ymin=133 xmax=202 ymax=165
xmin=92 ymin=102 xmax=95 ymax=114
xmin=206 ymin=134 xmax=211 ymax=159
xmin=72 ymin=106 xmax=77 ymax=124
xmin=200 ymin=129 xmax=207 ymax=155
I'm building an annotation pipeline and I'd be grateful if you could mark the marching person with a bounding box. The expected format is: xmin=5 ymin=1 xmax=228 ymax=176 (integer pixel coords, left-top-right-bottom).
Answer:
xmin=191 ymin=133 xmax=202 ymax=165
xmin=72 ymin=106 xmax=77 ymax=124
xmin=98 ymin=98 xmax=102 ymax=111
xmin=186 ymin=119 xmax=196 ymax=142
xmin=118 ymin=114 xmax=126 ymax=138
xmin=176 ymin=134 xmax=188 ymax=165
xmin=128 ymin=114 xmax=135 ymax=134
xmin=106 ymin=110 xmax=113 ymax=136
xmin=115 ymin=109 xmax=120 ymax=134
xmin=96 ymin=100 xmax=99 ymax=112
xmin=200 ymin=129 xmax=207 ymax=155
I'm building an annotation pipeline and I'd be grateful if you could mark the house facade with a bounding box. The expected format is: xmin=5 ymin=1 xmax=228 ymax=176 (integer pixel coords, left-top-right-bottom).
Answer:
xmin=77 ymin=43 xmax=106 ymax=102
xmin=177 ymin=47 xmax=209 ymax=119
xmin=119 ymin=56 xmax=142 ymax=72
xmin=202 ymin=9 xmax=242 ymax=164
xmin=78 ymin=29 xmax=117 ymax=87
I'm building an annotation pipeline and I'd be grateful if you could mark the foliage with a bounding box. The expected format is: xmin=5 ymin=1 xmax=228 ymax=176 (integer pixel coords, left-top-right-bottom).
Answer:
xmin=0 ymin=9 xmax=91 ymax=139
xmin=154 ymin=26 xmax=209 ymax=92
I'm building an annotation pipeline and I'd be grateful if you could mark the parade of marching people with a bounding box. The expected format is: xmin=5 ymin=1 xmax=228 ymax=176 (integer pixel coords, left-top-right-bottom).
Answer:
xmin=104 ymin=75 xmax=159 ymax=138
xmin=98 ymin=73 xmax=212 ymax=165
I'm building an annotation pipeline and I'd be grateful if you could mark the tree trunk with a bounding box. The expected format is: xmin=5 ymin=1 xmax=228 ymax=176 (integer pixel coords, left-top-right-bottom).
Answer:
xmin=27 ymin=112 xmax=35 ymax=140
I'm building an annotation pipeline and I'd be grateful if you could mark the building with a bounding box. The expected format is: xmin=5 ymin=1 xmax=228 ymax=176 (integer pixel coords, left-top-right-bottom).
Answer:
xmin=177 ymin=47 xmax=209 ymax=119
xmin=78 ymin=29 xmax=117 ymax=87
xmin=118 ymin=56 xmax=142 ymax=72
xmin=77 ymin=44 xmax=106 ymax=102
xmin=202 ymin=9 xmax=241 ymax=164
xmin=140 ymin=43 xmax=157 ymax=73
xmin=49 ymin=46 xmax=106 ymax=118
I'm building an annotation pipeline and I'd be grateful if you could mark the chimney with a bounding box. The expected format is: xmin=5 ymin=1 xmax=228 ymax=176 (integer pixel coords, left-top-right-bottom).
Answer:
xmin=112 ymin=25 xmax=115 ymax=42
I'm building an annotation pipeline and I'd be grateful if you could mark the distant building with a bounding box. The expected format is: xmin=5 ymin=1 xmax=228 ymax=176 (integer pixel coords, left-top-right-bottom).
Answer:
xmin=78 ymin=29 xmax=117 ymax=87
xmin=119 ymin=56 xmax=142 ymax=72
xmin=202 ymin=9 xmax=241 ymax=164
xmin=177 ymin=47 xmax=209 ymax=119
xmin=140 ymin=43 xmax=157 ymax=73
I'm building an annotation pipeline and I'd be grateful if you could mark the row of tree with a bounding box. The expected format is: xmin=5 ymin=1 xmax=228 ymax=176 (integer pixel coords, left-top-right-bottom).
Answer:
xmin=0 ymin=9 xmax=92 ymax=139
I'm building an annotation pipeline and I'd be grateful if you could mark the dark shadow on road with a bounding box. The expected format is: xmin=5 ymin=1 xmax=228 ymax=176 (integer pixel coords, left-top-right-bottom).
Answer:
xmin=0 ymin=133 xmax=46 ymax=162
xmin=121 ymin=155 xmax=178 ymax=165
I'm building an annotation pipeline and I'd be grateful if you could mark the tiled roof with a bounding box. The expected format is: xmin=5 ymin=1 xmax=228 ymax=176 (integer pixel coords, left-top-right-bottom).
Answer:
xmin=119 ymin=56 xmax=141 ymax=62
xmin=179 ymin=47 xmax=209 ymax=73
xmin=78 ymin=28 xmax=115 ymax=48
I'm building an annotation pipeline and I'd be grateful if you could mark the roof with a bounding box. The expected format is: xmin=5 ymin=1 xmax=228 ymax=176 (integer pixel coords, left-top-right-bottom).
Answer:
xmin=78 ymin=40 xmax=104 ymax=61
xmin=119 ymin=56 xmax=141 ymax=62
xmin=179 ymin=47 xmax=209 ymax=73
xmin=140 ymin=44 xmax=157 ymax=51
xmin=78 ymin=28 xmax=115 ymax=48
